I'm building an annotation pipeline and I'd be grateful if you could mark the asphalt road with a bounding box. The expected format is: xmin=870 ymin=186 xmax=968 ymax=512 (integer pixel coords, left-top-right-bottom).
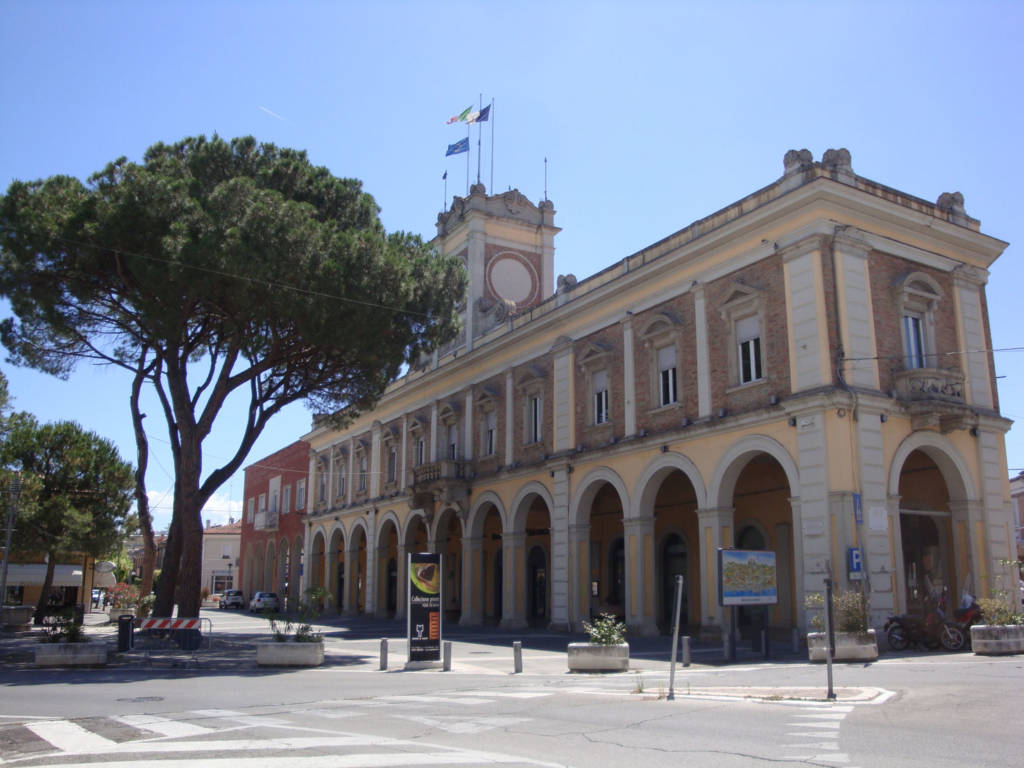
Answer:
xmin=2 ymin=610 xmax=1023 ymax=767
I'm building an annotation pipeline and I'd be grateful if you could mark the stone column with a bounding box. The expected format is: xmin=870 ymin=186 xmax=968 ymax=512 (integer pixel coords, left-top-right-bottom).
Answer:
xmin=396 ymin=543 xmax=409 ymax=621
xmin=364 ymin=511 xmax=377 ymax=616
xmin=549 ymin=465 xmax=572 ymax=631
xmin=499 ymin=532 xmax=527 ymax=630
xmin=693 ymin=282 xmax=712 ymax=418
xmin=459 ymin=536 xmax=483 ymax=625
xmin=624 ymin=517 xmax=658 ymax=636
xmin=569 ymin=523 xmax=590 ymax=627
xmin=696 ymin=507 xmax=733 ymax=636
xmin=342 ymin=545 xmax=357 ymax=616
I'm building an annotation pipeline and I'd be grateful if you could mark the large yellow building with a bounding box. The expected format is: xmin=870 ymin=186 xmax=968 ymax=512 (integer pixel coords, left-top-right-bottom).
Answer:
xmin=282 ymin=147 xmax=1013 ymax=638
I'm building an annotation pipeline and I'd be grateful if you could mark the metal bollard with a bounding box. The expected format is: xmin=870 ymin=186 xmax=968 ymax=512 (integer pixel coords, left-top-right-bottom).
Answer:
xmin=443 ymin=640 xmax=452 ymax=671
xmin=682 ymin=635 xmax=691 ymax=667
xmin=513 ymin=640 xmax=523 ymax=674
xmin=723 ymin=631 xmax=731 ymax=661
xmin=380 ymin=638 xmax=388 ymax=671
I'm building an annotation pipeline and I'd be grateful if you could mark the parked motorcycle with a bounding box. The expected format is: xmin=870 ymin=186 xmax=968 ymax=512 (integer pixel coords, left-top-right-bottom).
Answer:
xmin=885 ymin=589 xmax=964 ymax=651
xmin=949 ymin=590 xmax=983 ymax=650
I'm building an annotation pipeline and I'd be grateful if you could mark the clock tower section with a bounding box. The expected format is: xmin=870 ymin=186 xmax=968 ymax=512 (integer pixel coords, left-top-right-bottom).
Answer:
xmin=434 ymin=183 xmax=559 ymax=351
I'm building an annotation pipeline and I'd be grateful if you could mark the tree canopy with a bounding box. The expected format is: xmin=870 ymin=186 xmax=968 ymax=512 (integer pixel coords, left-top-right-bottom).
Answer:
xmin=0 ymin=135 xmax=467 ymax=616
xmin=0 ymin=416 xmax=133 ymax=621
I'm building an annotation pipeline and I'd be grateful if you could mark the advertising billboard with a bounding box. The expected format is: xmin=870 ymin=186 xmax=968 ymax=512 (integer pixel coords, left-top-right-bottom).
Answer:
xmin=407 ymin=552 xmax=442 ymax=663
xmin=717 ymin=549 xmax=778 ymax=606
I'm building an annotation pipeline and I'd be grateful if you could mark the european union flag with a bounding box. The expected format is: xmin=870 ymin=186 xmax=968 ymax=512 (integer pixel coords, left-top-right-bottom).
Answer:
xmin=446 ymin=137 xmax=469 ymax=157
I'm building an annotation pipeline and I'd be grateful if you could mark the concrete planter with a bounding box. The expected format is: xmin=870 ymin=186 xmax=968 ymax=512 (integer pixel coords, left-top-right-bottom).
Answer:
xmin=34 ymin=641 xmax=107 ymax=667
xmin=2 ymin=605 xmax=34 ymax=631
xmin=256 ymin=639 xmax=324 ymax=667
xmin=567 ymin=642 xmax=629 ymax=672
xmin=970 ymin=624 xmax=1024 ymax=655
xmin=807 ymin=629 xmax=878 ymax=662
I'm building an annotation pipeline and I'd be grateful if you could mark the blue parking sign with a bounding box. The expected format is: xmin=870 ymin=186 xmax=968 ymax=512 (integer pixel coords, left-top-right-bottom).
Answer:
xmin=847 ymin=547 xmax=864 ymax=580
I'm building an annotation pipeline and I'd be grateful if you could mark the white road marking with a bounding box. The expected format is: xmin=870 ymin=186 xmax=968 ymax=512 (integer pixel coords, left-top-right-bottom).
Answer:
xmin=785 ymin=720 xmax=841 ymax=729
xmin=190 ymin=710 xmax=291 ymax=727
xmin=395 ymin=714 xmax=532 ymax=734
xmin=39 ymin=752 xmax=562 ymax=768
xmin=113 ymin=714 xmax=214 ymax=738
xmin=24 ymin=720 xmax=115 ymax=752
xmin=377 ymin=695 xmax=494 ymax=706
xmin=792 ymin=712 xmax=848 ymax=720
xmin=455 ymin=691 xmax=550 ymax=699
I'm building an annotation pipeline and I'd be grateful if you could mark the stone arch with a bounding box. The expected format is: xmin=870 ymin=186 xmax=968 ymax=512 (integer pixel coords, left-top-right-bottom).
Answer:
xmin=510 ymin=481 xmax=556 ymax=533
xmin=376 ymin=509 xmax=402 ymax=541
xmin=327 ymin=525 xmax=346 ymax=611
xmin=709 ymin=434 xmax=799 ymax=508
xmin=403 ymin=510 xmax=430 ymax=551
xmin=571 ymin=467 xmax=629 ymax=526
xmin=632 ymin=452 xmax=708 ymax=518
xmin=887 ymin=431 xmax=975 ymax=502
xmin=468 ymin=491 xmax=508 ymax=538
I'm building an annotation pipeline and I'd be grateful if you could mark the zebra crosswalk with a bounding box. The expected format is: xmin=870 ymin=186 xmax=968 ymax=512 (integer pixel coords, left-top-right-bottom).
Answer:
xmin=0 ymin=690 xmax=559 ymax=767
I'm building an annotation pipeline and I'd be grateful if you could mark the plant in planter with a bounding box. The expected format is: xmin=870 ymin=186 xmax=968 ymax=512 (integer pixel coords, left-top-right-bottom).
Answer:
xmin=257 ymin=587 xmax=330 ymax=666
xmin=971 ymin=570 xmax=1024 ymax=655
xmin=34 ymin=607 xmax=107 ymax=666
xmin=568 ymin=613 xmax=629 ymax=672
xmin=804 ymin=588 xmax=878 ymax=662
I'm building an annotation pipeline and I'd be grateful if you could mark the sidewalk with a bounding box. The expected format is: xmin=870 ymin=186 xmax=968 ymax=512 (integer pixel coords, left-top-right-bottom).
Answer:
xmin=1 ymin=605 xmax=808 ymax=674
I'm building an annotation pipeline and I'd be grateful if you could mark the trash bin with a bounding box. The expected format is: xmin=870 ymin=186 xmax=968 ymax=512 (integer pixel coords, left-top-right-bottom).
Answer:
xmin=73 ymin=604 xmax=85 ymax=625
xmin=175 ymin=628 xmax=202 ymax=651
xmin=117 ymin=614 xmax=135 ymax=652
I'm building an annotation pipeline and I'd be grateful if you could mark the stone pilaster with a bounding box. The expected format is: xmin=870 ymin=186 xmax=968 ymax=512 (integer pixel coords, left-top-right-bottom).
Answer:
xmin=499 ymin=532 xmax=527 ymax=630
xmin=460 ymin=536 xmax=484 ymax=625
xmin=624 ymin=517 xmax=658 ymax=636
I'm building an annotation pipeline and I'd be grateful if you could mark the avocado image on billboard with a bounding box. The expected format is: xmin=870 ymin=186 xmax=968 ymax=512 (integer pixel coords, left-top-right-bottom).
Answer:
xmin=407 ymin=552 xmax=442 ymax=664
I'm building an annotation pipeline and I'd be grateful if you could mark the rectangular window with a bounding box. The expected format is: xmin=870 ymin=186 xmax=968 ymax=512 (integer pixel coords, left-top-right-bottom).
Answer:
xmin=257 ymin=493 xmax=267 ymax=529
xmin=387 ymin=447 xmax=397 ymax=482
xmin=657 ymin=346 xmax=677 ymax=406
xmin=318 ymin=466 xmax=327 ymax=503
xmin=904 ymin=314 xmax=925 ymax=369
xmin=416 ymin=437 xmax=425 ymax=467
xmin=295 ymin=479 xmax=306 ymax=510
xmin=736 ymin=315 xmax=763 ymax=384
xmin=450 ymin=425 xmax=460 ymax=459
xmin=485 ymin=410 xmax=497 ymax=456
xmin=246 ymin=497 xmax=255 ymax=524
xmin=268 ymin=489 xmax=279 ymax=527
xmin=593 ymin=369 xmax=609 ymax=424
xmin=528 ymin=396 xmax=542 ymax=443
xmin=282 ymin=485 xmax=291 ymax=515
xmin=358 ymin=455 xmax=367 ymax=491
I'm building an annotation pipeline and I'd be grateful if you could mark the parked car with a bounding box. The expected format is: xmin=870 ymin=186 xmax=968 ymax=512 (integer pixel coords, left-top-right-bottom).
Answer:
xmin=249 ymin=592 xmax=280 ymax=612
xmin=221 ymin=589 xmax=245 ymax=610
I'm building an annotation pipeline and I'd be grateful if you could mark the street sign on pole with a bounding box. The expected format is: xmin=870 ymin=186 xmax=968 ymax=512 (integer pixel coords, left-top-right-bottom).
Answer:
xmin=667 ymin=575 xmax=684 ymax=700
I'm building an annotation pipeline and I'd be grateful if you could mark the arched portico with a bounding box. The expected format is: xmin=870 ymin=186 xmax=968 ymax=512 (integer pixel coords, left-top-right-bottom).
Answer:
xmin=346 ymin=520 xmax=368 ymax=615
xmin=468 ymin=493 xmax=507 ymax=625
xmin=569 ymin=468 xmax=631 ymax=630
xmin=708 ymin=436 xmax=799 ymax=636
xmin=376 ymin=513 xmax=400 ymax=618
xmin=327 ymin=526 xmax=345 ymax=613
xmin=504 ymin=482 xmax=555 ymax=630
xmin=432 ymin=507 xmax=464 ymax=624
xmin=889 ymin=432 xmax=978 ymax=612
xmin=633 ymin=452 xmax=706 ymax=634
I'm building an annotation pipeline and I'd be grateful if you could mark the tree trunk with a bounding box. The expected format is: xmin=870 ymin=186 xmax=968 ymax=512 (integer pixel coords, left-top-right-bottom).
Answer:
xmin=32 ymin=555 xmax=57 ymax=625
xmin=153 ymin=513 xmax=181 ymax=617
xmin=130 ymin=365 xmax=157 ymax=597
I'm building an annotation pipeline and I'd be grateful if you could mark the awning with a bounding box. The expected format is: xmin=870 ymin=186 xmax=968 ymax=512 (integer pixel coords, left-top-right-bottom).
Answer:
xmin=2 ymin=564 xmax=84 ymax=587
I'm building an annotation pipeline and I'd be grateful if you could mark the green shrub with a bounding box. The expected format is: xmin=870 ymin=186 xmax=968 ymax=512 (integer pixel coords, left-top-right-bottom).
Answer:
xmin=978 ymin=597 xmax=1023 ymax=626
xmin=39 ymin=608 xmax=87 ymax=643
xmin=583 ymin=612 xmax=627 ymax=645
xmin=804 ymin=589 xmax=868 ymax=633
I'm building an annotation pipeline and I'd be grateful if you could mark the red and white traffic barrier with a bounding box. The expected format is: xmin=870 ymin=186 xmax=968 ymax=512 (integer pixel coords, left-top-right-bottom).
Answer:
xmin=135 ymin=617 xmax=201 ymax=631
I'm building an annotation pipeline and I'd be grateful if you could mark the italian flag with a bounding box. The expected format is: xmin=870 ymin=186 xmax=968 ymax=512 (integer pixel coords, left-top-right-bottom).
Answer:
xmin=447 ymin=106 xmax=471 ymax=124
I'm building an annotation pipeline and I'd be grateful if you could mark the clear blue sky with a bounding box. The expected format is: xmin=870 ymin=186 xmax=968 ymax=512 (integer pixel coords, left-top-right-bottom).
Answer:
xmin=2 ymin=1 xmax=1022 ymax=531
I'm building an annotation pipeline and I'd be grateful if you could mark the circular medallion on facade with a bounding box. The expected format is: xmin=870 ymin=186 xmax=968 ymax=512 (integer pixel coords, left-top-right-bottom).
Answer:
xmin=488 ymin=253 xmax=538 ymax=307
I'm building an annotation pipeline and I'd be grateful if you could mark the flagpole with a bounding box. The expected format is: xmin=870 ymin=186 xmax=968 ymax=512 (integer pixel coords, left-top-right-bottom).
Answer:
xmin=489 ymin=98 xmax=495 ymax=193
xmin=476 ymin=93 xmax=483 ymax=186
xmin=466 ymin=122 xmax=470 ymax=195
xmin=544 ymin=157 xmax=548 ymax=201
xmin=443 ymin=171 xmax=447 ymax=212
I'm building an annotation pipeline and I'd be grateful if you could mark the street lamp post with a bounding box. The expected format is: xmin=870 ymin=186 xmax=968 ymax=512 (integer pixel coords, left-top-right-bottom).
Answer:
xmin=1 ymin=473 xmax=23 ymax=608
